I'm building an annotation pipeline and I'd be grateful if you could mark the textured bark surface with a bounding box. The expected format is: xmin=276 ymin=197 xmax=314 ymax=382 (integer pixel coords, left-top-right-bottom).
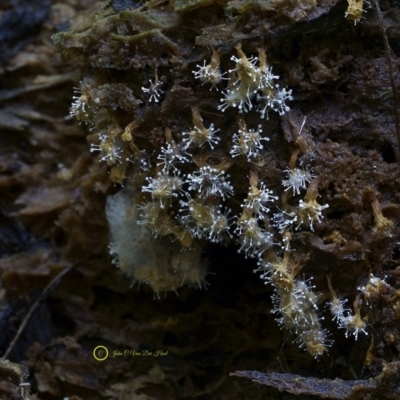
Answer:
xmin=0 ymin=0 xmax=400 ymax=399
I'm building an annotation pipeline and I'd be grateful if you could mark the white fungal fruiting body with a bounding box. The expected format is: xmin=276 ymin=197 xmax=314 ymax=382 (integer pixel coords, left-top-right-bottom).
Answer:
xmin=241 ymin=172 xmax=278 ymax=219
xmin=182 ymin=107 xmax=221 ymax=150
xmin=270 ymin=85 xmax=294 ymax=116
xmin=178 ymin=198 xmax=232 ymax=243
xmin=137 ymin=201 xmax=164 ymax=234
xmin=298 ymin=199 xmax=329 ymax=231
xmin=258 ymin=85 xmax=294 ymax=119
xmin=229 ymin=53 xmax=260 ymax=87
xmin=192 ymin=50 xmax=227 ymax=91
xmin=193 ymin=61 xmax=226 ymax=90
xmin=69 ymin=81 xmax=98 ymax=123
xmin=230 ymin=124 xmax=269 ymax=160
xmin=141 ymin=171 xmax=183 ymax=209
xmin=186 ymin=166 xmax=233 ymax=200
xmin=218 ymin=85 xmax=254 ymax=113
xmin=341 ymin=313 xmax=368 ymax=340
xmin=259 ymin=66 xmax=280 ymax=89
xmin=357 ymin=274 xmax=390 ymax=306
xmin=274 ymin=180 xmax=329 ymax=232
xmin=106 ymin=191 xmax=207 ymax=297
xmin=235 ymin=217 xmax=274 ymax=258
xmin=70 ymin=91 xmax=90 ymax=119
xmin=272 ymin=210 xmax=299 ymax=233
xmin=282 ymin=168 xmax=314 ymax=195
xmin=327 ymin=278 xmax=368 ymax=340
xmin=157 ymin=142 xmax=190 ymax=171
xmin=345 ymin=0 xmax=368 ymax=25
xmin=182 ymin=125 xmax=220 ymax=149
xmin=141 ymin=79 xmax=164 ymax=102
xmin=193 ymin=60 xmax=214 ymax=81
xmin=90 ymin=133 xmax=123 ymax=166
xmin=255 ymin=244 xmax=330 ymax=357
xmin=214 ymin=45 xmax=293 ymax=117
xmin=207 ymin=206 xmax=233 ymax=243
xmin=235 ymin=172 xmax=276 ymax=258
xmin=242 ymin=183 xmax=277 ymax=218
xmin=328 ymin=296 xmax=349 ymax=323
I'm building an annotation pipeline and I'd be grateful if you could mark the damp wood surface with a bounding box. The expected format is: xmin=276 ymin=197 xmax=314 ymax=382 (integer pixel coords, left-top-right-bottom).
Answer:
xmin=0 ymin=0 xmax=400 ymax=399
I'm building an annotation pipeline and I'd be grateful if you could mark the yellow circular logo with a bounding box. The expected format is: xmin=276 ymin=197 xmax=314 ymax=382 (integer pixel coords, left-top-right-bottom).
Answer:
xmin=93 ymin=345 xmax=109 ymax=361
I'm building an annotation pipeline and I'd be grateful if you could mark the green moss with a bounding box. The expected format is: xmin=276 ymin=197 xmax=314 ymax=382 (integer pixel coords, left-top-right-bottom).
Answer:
xmin=174 ymin=0 xmax=222 ymax=13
